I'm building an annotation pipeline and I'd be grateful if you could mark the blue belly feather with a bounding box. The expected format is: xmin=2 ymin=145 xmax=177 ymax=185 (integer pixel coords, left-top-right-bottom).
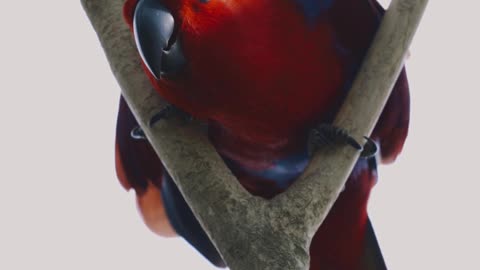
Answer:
xmin=294 ymin=0 xmax=334 ymax=24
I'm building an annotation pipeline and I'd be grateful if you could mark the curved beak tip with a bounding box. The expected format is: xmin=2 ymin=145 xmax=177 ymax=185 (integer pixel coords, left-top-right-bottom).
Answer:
xmin=133 ymin=0 xmax=175 ymax=80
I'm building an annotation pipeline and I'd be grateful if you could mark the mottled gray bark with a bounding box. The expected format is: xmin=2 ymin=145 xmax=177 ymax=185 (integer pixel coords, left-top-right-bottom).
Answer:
xmin=81 ymin=0 xmax=428 ymax=269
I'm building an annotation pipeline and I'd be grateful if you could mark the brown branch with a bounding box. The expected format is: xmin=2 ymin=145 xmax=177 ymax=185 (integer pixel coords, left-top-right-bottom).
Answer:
xmin=81 ymin=0 xmax=428 ymax=269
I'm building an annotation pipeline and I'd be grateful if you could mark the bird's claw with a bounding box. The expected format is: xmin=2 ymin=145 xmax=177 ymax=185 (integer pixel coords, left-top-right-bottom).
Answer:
xmin=360 ymin=136 xmax=378 ymax=159
xmin=130 ymin=104 xmax=192 ymax=140
xmin=148 ymin=103 xmax=192 ymax=127
xmin=307 ymin=124 xmax=377 ymax=158
xmin=130 ymin=126 xmax=146 ymax=140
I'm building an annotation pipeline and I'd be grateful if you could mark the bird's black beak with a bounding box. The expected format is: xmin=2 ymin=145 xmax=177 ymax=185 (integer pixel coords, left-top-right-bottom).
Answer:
xmin=133 ymin=0 xmax=186 ymax=79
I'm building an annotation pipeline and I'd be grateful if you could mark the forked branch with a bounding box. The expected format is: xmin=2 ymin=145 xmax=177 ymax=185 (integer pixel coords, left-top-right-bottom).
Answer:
xmin=81 ymin=0 xmax=428 ymax=269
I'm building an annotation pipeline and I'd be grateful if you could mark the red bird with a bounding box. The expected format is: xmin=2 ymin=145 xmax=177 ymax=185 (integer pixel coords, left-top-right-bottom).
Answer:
xmin=115 ymin=0 xmax=410 ymax=269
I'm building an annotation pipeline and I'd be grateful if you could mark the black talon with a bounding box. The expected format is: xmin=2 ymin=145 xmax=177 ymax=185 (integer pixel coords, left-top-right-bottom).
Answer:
xmin=149 ymin=104 xmax=174 ymax=127
xmin=149 ymin=104 xmax=193 ymax=127
xmin=131 ymin=126 xmax=146 ymax=140
xmin=360 ymin=136 xmax=378 ymax=158
xmin=130 ymin=104 xmax=191 ymax=141
xmin=130 ymin=104 xmax=174 ymax=141
xmin=308 ymin=124 xmax=376 ymax=158
xmin=308 ymin=124 xmax=361 ymax=156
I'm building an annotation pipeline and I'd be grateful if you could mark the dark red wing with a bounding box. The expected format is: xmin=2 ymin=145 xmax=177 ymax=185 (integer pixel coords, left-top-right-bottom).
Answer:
xmin=115 ymin=96 xmax=164 ymax=194
xmin=373 ymin=69 xmax=410 ymax=163
xmin=330 ymin=0 xmax=410 ymax=163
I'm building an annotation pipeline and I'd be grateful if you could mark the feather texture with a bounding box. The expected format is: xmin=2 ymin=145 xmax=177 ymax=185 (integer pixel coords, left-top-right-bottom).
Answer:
xmin=117 ymin=0 xmax=410 ymax=268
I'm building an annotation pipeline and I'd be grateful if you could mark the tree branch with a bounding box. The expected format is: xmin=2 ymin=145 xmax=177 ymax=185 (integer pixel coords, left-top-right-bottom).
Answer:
xmin=81 ymin=0 xmax=428 ymax=269
xmin=272 ymin=0 xmax=429 ymax=236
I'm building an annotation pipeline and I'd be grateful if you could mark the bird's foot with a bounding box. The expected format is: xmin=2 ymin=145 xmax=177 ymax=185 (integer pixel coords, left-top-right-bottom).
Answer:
xmin=130 ymin=103 xmax=192 ymax=140
xmin=360 ymin=136 xmax=378 ymax=159
xmin=130 ymin=126 xmax=147 ymax=140
xmin=148 ymin=103 xmax=192 ymax=126
xmin=307 ymin=124 xmax=377 ymax=158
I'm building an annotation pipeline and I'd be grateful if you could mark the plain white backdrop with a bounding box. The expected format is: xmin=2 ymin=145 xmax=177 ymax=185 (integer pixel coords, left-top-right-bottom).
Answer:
xmin=0 ymin=1 xmax=478 ymax=269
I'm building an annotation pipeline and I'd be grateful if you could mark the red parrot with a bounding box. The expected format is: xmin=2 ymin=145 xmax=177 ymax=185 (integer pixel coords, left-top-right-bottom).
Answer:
xmin=115 ymin=0 xmax=410 ymax=269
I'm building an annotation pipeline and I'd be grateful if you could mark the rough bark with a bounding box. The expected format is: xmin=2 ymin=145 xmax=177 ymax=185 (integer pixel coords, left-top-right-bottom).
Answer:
xmin=81 ymin=0 xmax=428 ymax=269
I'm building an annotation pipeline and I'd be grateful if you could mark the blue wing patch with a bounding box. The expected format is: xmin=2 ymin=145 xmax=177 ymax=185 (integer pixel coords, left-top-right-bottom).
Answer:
xmin=294 ymin=0 xmax=334 ymax=23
